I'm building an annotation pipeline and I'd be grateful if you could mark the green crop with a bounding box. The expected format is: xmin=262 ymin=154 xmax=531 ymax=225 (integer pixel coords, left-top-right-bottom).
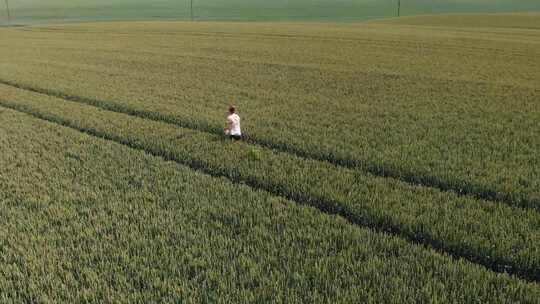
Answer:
xmin=1 ymin=17 xmax=539 ymax=211
xmin=3 ymin=0 xmax=540 ymax=24
xmin=1 ymin=82 xmax=539 ymax=282
xmin=0 ymin=14 xmax=539 ymax=302
xmin=1 ymin=107 xmax=539 ymax=303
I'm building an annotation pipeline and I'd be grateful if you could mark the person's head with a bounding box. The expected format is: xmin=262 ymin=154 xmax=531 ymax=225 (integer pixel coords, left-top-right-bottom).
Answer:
xmin=228 ymin=106 xmax=236 ymax=114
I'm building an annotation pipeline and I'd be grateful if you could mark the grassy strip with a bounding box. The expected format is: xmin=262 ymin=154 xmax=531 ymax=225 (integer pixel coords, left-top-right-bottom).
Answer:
xmin=2 ymin=109 xmax=539 ymax=302
xmin=1 ymin=86 xmax=539 ymax=282
xmin=0 ymin=78 xmax=538 ymax=213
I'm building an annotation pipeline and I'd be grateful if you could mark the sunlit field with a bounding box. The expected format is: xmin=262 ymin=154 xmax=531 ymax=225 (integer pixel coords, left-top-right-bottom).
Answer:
xmin=0 ymin=11 xmax=539 ymax=303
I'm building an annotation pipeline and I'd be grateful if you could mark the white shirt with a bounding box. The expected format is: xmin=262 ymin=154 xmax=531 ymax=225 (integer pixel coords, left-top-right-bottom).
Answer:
xmin=227 ymin=113 xmax=241 ymax=136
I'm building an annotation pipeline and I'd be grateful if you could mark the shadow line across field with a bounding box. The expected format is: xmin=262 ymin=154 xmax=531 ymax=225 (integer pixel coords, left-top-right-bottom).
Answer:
xmin=0 ymin=78 xmax=537 ymax=213
xmin=0 ymin=97 xmax=539 ymax=284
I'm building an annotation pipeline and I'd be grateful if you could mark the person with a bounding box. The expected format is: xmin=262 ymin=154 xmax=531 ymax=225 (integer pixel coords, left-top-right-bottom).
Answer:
xmin=224 ymin=105 xmax=242 ymax=140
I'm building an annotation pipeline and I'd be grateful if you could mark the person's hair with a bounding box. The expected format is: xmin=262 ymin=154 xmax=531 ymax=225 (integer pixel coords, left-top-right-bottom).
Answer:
xmin=229 ymin=106 xmax=236 ymax=114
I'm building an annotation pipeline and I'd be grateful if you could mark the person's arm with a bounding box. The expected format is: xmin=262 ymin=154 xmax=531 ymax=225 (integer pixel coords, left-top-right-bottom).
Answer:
xmin=224 ymin=116 xmax=232 ymax=134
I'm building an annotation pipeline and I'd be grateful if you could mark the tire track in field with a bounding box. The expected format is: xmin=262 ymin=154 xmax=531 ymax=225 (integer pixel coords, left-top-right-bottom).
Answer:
xmin=0 ymin=78 xmax=538 ymax=213
xmin=0 ymin=100 xmax=538 ymax=284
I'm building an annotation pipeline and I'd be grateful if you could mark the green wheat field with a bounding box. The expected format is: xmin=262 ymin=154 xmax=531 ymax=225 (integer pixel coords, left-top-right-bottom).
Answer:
xmin=0 ymin=0 xmax=539 ymax=302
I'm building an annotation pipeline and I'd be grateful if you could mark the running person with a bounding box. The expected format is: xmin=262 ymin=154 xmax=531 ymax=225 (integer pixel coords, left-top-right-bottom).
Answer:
xmin=225 ymin=106 xmax=242 ymax=140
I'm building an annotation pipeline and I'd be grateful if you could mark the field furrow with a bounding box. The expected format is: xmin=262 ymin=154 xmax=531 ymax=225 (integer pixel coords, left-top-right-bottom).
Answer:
xmin=1 ymin=84 xmax=539 ymax=282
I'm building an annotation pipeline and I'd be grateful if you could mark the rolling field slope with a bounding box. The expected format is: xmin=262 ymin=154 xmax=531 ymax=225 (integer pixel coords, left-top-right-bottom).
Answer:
xmin=379 ymin=12 xmax=540 ymax=28
xmin=0 ymin=13 xmax=539 ymax=301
